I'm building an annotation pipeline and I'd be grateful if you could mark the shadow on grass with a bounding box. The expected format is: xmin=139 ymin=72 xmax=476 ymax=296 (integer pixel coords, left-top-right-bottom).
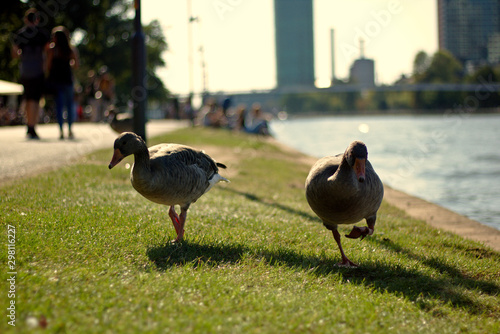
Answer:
xmin=361 ymin=237 xmax=500 ymax=314
xmin=220 ymin=187 xmax=319 ymax=222
xmin=145 ymin=184 xmax=500 ymax=316
xmin=147 ymin=235 xmax=500 ymax=316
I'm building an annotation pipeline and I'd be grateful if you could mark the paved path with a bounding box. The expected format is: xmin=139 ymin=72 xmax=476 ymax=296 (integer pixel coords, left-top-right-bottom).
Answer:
xmin=0 ymin=120 xmax=187 ymax=184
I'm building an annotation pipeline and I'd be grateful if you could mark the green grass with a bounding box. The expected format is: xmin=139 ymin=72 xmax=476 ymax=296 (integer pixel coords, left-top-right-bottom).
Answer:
xmin=1 ymin=127 xmax=499 ymax=333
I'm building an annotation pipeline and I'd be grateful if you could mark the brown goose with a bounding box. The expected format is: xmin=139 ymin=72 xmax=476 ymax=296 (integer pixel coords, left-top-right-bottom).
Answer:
xmin=107 ymin=107 xmax=133 ymax=134
xmin=305 ymin=141 xmax=383 ymax=267
xmin=108 ymin=132 xmax=229 ymax=242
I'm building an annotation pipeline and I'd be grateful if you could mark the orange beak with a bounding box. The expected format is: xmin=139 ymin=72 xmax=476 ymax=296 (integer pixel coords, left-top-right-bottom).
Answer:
xmin=354 ymin=158 xmax=366 ymax=183
xmin=108 ymin=149 xmax=124 ymax=169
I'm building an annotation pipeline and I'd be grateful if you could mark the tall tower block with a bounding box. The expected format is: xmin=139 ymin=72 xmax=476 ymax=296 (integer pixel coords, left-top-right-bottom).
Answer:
xmin=274 ymin=0 xmax=315 ymax=89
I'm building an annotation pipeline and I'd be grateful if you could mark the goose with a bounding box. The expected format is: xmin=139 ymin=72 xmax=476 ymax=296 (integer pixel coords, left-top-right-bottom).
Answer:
xmin=107 ymin=107 xmax=133 ymax=134
xmin=305 ymin=141 xmax=384 ymax=267
xmin=108 ymin=132 xmax=229 ymax=242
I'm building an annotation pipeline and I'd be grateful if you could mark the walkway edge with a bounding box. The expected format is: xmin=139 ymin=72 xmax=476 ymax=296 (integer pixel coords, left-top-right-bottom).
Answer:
xmin=383 ymin=185 xmax=500 ymax=252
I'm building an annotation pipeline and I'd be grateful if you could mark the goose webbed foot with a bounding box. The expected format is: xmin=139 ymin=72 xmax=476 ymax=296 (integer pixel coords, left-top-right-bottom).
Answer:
xmin=345 ymin=225 xmax=373 ymax=240
xmin=337 ymin=257 xmax=358 ymax=268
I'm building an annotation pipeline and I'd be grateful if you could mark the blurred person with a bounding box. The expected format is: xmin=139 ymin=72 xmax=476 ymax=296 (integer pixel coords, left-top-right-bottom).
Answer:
xmin=94 ymin=66 xmax=115 ymax=122
xmin=46 ymin=26 xmax=80 ymax=139
xmin=244 ymin=103 xmax=271 ymax=135
xmin=233 ymin=104 xmax=247 ymax=132
xmin=11 ymin=8 xmax=50 ymax=139
xmin=172 ymin=97 xmax=180 ymax=120
xmin=197 ymin=98 xmax=227 ymax=128
xmin=84 ymin=70 xmax=99 ymax=121
xmin=183 ymin=95 xmax=196 ymax=127
xmin=222 ymin=97 xmax=232 ymax=116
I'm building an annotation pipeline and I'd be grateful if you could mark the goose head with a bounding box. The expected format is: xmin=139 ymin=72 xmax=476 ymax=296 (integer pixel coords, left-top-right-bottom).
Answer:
xmin=108 ymin=132 xmax=146 ymax=169
xmin=345 ymin=141 xmax=368 ymax=183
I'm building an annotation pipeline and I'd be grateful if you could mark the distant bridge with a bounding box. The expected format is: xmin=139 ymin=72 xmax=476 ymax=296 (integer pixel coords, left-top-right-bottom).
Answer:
xmin=198 ymin=82 xmax=500 ymax=109
xmin=216 ymin=82 xmax=500 ymax=96
xmin=182 ymin=83 xmax=500 ymax=110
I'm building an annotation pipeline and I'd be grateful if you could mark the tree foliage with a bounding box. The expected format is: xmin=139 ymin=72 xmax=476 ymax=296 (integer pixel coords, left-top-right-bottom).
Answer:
xmin=279 ymin=49 xmax=500 ymax=113
xmin=413 ymin=51 xmax=431 ymax=77
xmin=414 ymin=50 xmax=463 ymax=84
xmin=464 ymin=65 xmax=500 ymax=108
xmin=1 ymin=0 xmax=169 ymax=105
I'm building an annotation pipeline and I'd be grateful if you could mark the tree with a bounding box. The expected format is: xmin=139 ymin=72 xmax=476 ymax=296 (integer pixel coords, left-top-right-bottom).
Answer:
xmin=1 ymin=0 xmax=168 ymax=106
xmin=0 ymin=0 xmax=31 ymax=82
xmin=419 ymin=50 xmax=463 ymax=84
xmin=413 ymin=51 xmax=430 ymax=79
xmin=465 ymin=65 xmax=500 ymax=108
xmin=412 ymin=50 xmax=463 ymax=109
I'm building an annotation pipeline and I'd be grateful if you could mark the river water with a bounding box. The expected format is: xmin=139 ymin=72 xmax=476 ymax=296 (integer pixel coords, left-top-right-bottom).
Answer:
xmin=270 ymin=113 xmax=500 ymax=231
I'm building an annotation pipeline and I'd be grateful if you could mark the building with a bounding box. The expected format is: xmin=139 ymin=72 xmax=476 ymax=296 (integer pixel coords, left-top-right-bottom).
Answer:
xmin=438 ymin=0 xmax=500 ymax=68
xmin=274 ymin=0 xmax=315 ymax=89
xmin=349 ymin=58 xmax=375 ymax=87
xmin=349 ymin=39 xmax=375 ymax=87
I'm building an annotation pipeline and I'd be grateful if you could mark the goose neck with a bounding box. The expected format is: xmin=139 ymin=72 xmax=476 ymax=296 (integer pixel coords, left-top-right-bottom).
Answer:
xmin=133 ymin=147 xmax=151 ymax=169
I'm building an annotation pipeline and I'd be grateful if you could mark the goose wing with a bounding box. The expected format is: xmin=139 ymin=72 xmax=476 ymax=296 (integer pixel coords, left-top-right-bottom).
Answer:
xmin=137 ymin=144 xmax=226 ymax=205
xmin=149 ymin=144 xmax=221 ymax=179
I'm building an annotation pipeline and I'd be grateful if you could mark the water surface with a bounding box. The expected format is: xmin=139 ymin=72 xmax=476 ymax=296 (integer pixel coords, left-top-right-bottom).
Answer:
xmin=270 ymin=113 xmax=500 ymax=231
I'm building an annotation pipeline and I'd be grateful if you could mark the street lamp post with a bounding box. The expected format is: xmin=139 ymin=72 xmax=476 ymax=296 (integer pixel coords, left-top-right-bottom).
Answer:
xmin=132 ymin=0 xmax=147 ymax=142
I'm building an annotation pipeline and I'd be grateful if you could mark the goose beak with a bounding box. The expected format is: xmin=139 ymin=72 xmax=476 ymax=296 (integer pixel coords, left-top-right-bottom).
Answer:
xmin=354 ymin=158 xmax=366 ymax=183
xmin=108 ymin=149 xmax=124 ymax=169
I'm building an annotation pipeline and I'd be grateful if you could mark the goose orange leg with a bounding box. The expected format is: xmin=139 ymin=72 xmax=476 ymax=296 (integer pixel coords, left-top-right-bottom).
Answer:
xmin=169 ymin=206 xmax=188 ymax=243
xmin=168 ymin=206 xmax=182 ymax=242
xmin=174 ymin=208 xmax=187 ymax=242
xmin=332 ymin=230 xmax=357 ymax=267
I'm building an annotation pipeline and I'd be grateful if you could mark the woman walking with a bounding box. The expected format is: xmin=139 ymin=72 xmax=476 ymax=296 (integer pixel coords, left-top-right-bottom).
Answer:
xmin=11 ymin=9 xmax=50 ymax=139
xmin=46 ymin=26 xmax=80 ymax=139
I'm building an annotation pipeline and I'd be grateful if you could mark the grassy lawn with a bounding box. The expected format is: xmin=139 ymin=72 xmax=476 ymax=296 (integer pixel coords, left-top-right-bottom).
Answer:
xmin=1 ymin=127 xmax=499 ymax=333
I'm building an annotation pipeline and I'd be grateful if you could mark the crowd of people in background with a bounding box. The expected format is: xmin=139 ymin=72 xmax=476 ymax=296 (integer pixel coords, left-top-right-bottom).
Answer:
xmin=5 ymin=9 xmax=272 ymax=137
xmin=166 ymin=96 xmax=272 ymax=136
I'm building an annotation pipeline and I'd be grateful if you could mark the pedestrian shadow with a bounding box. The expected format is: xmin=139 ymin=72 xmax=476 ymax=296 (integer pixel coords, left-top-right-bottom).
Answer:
xmin=146 ymin=235 xmax=500 ymax=317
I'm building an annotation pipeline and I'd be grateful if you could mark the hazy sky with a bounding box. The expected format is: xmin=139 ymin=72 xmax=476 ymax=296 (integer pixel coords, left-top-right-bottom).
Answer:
xmin=142 ymin=0 xmax=438 ymax=95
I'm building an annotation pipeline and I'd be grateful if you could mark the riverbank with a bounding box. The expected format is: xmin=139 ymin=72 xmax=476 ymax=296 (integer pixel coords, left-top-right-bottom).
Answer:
xmin=270 ymin=138 xmax=500 ymax=252
xmin=1 ymin=127 xmax=498 ymax=333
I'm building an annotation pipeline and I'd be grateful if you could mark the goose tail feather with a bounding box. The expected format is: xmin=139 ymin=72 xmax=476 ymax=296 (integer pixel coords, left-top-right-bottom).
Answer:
xmin=204 ymin=173 xmax=229 ymax=194
xmin=211 ymin=173 xmax=229 ymax=184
